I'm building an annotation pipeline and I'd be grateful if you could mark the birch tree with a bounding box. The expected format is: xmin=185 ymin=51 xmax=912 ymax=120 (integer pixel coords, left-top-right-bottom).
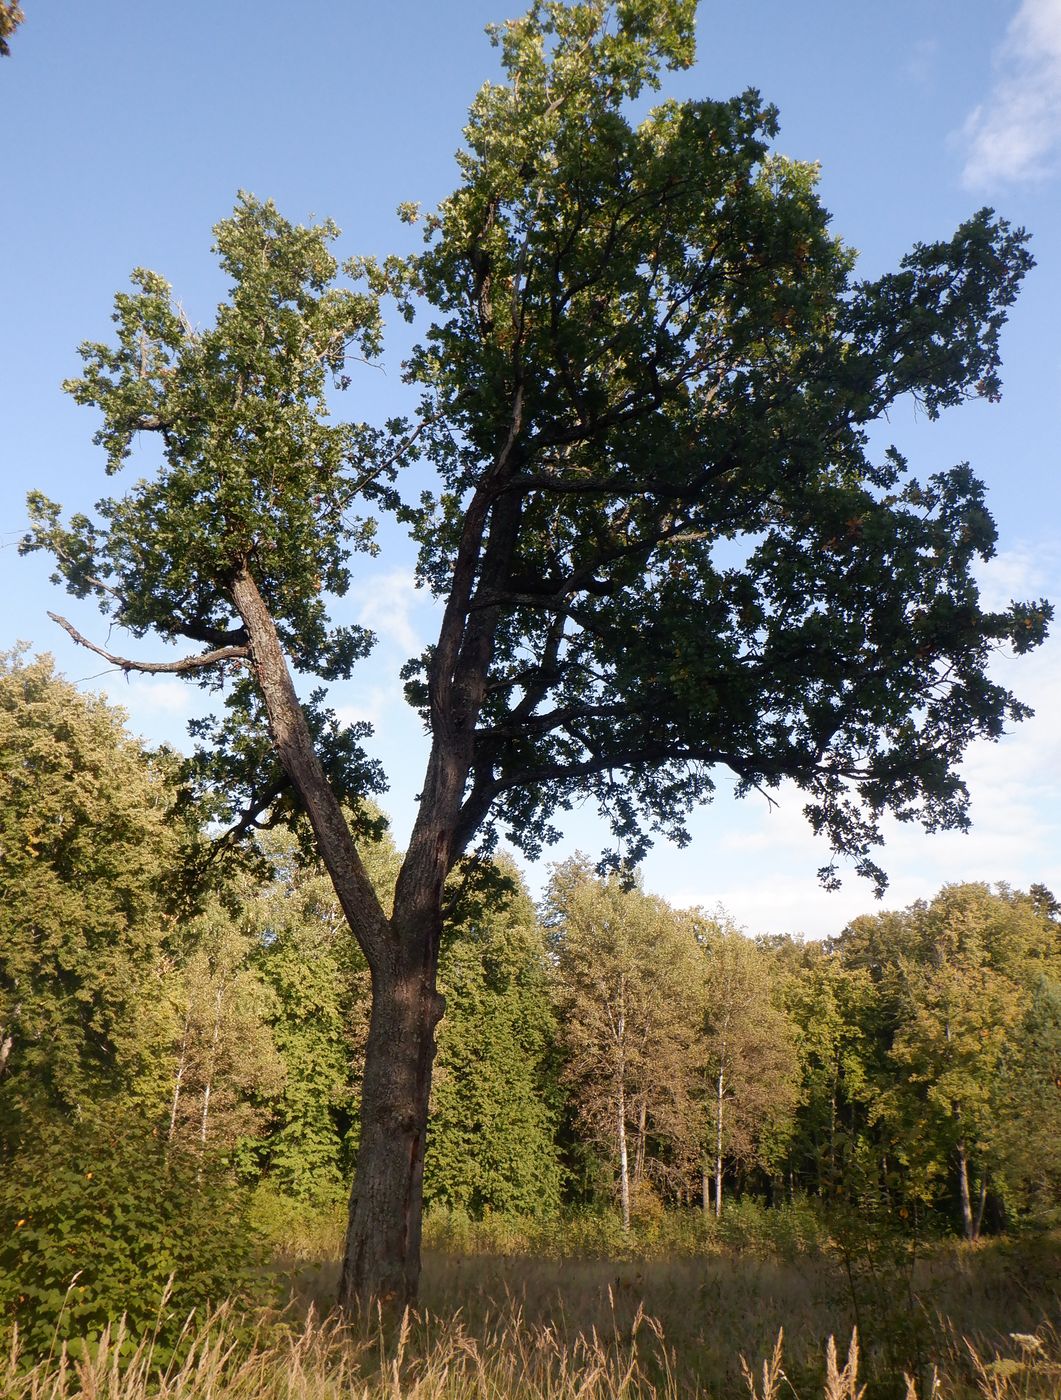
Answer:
xmin=547 ymin=860 xmax=702 ymax=1228
xmin=698 ymin=927 xmax=800 ymax=1216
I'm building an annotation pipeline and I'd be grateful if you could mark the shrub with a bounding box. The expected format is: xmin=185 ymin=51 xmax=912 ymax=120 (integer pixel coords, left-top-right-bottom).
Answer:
xmin=0 ymin=1113 xmax=262 ymax=1362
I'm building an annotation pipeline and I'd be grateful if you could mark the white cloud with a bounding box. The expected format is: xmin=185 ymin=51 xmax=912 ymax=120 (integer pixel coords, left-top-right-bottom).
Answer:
xmin=962 ymin=0 xmax=1061 ymax=187
xmin=335 ymin=691 xmax=387 ymax=731
xmin=974 ymin=539 xmax=1059 ymax=612
xmin=352 ymin=569 xmax=434 ymax=656
xmin=102 ymin=675 xmax=192 ymax=718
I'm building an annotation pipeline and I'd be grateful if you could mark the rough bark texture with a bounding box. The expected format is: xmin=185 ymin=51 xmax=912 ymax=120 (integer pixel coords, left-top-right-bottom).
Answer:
xmin=230 ymin=562 xmax=456 ymax=1307
xmin=229 ymin=567 xmax=393 ymax=975
xmin=338 ymin=949 xmax=445 ymax=1308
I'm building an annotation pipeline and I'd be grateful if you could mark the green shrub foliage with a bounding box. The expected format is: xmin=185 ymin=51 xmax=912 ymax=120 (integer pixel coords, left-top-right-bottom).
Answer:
xmin=0 ymin=1115 xmax=259 ymax=1360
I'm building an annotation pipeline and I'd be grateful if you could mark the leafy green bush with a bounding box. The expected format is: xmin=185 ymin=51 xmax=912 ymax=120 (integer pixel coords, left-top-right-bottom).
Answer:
xmin=248 ymin=1182 xmax=346 ymax=1261
xmin=420 ymin=1198 xmax=833 ymax=1261
xmin=0 ymin=1115 xmax=263 ymax=1362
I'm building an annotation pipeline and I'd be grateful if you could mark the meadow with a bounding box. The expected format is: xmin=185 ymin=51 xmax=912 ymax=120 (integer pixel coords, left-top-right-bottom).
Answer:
xmin=5 ymin=1205 xmax=1059 ymax=1400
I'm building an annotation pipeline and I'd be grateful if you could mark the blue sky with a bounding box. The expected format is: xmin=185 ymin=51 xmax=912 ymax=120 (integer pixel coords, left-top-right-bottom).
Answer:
xmin=2 ymin=1 xmax=1059 ymax=937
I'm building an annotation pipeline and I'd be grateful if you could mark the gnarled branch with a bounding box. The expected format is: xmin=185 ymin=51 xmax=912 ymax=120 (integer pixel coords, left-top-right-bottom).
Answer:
xmin=49 ymin=612 xmax=249 ymax=674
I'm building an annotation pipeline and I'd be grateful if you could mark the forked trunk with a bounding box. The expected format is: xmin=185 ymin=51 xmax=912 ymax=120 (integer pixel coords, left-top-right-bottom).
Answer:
xmin=339 ymin=941 xmax=445 ymax=1310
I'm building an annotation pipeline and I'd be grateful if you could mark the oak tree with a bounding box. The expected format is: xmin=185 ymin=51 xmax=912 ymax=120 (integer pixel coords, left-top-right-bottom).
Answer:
xmin=24 ymin=0 xmax=1049 ymax=1304
xmin=0 ymin=2 xmax=23 ymax=58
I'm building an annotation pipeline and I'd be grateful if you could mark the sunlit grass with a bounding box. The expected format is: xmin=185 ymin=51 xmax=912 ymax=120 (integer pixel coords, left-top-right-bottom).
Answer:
xmin=5 ymin=1215 xmax=1059 ymax=1398
xmin=5 ymin=1307 xmax=1060 ymax=1400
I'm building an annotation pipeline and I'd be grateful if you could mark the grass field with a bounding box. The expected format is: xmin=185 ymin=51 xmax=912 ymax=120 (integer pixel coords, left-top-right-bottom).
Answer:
xmin=5 ymin=1213 xmax=1059 ymax=1399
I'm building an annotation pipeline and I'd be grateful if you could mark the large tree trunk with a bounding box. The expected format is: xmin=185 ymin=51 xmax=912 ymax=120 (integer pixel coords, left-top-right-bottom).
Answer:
xmin=339 ymin=940 xmax=444 ymax=1310
xmin=229 ymin=557 xmax=485 ymax=1308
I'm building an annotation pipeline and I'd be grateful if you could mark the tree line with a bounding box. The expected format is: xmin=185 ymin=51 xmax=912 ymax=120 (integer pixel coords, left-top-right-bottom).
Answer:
xmin=4 ymin=648 xmax=1057 ymax=1283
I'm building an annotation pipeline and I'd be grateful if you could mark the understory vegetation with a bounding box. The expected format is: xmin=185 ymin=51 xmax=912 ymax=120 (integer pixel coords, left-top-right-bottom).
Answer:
xmin=3 ymin=1224 xmax=1060 ymax=1398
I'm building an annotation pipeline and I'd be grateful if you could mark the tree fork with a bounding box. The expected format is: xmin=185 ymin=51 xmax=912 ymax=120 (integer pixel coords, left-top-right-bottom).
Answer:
xmin=228 ymin=565 xmax=393 ymax=975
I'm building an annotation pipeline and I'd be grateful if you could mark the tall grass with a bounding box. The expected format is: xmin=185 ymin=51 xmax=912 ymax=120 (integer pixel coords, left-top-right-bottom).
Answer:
xmin=6 ymin=1205 xmax=1059 ymax=1399
xmin=4 ymin=1307 xmax=1060 ymax=1399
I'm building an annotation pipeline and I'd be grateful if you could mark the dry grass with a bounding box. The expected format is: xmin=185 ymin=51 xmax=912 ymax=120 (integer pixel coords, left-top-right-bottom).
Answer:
xmin=280 ymin=1233 xmax=1060 ymax=1397
xmin=4 ymin=1230 xmax=1059 ymax=1399
xmin=4 ymin=1309 xmax=1060 ymax=1400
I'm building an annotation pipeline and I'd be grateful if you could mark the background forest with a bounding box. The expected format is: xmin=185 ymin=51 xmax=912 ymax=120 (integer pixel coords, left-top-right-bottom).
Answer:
xmin=3 ymin=647 xmax=1059 ymax=1385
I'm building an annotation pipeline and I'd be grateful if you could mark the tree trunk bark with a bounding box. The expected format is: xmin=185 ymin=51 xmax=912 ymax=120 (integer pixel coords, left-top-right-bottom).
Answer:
xmin=167 ymin=1007 xmax=192 ymax=1145
xmin=617 ymin=1080 xmax=631 ymax=1232
xmin=199 ymin=982 xmax=225 ymax=1150
xmin=974 ymin=1175 xmax=988 ymax=1242
xmin=338 ymin=944 xmax=444 ymax=1310
xmin=229 ymin=559 xmax=479 ymax=1309
xmin=714 ymin=1062 xmax=725 ymax=1219
xmin=957 ymin=1139 xmax=978 ymax=1241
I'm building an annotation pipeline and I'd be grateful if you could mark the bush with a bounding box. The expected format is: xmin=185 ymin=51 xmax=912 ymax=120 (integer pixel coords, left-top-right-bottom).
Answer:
xmin=0 ymin=1114 xmax=263 ymax=1362
xmin=418 ymin=1197 xmax=835 ymax=1262
xmin=249 ymin=1182 xmax=346 ymax=1261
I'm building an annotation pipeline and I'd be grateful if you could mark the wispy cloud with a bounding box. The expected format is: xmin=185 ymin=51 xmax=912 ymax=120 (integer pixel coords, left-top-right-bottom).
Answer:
xmin=103 ymin=675 xmax=192 ymax=718
xmin=352 ymin=569 xmax=435 ymax=656
xmin=962 ymin=0 xmax=1061 ymax=187
xmin=903 ymin=38 xmax=939 ymax=88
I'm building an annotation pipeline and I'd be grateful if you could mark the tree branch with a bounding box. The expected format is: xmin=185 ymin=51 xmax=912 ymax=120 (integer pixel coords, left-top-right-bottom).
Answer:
xmin=48 ymin=613 xmax=249 ymax=674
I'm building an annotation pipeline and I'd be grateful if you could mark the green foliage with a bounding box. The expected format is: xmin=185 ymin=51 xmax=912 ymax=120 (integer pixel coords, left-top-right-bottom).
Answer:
xmin=1006 ymin=973 xmax=1061 ymax=1224
xmin=699 ymin=925 xmax=801 ymax=1210
xmin=546 ymin=860 xmax=705 ymax=1219
xmin=21 ymin=197 xmax=398 ymax=841
xmin=402 ymin=0 xmax=1047 ymax=888
xmin=779 ymin=883 xmax=1061 ymax=1235
xmin=0 ymin=1115 xmax=261 ymax=1362
xmin=426 ymin=862 xmax=564 ymax=1217
xmin=0 ymin=2 xmax=23 ymax=57
xmin=248 ymin=836 xmax=372 ymax=1199
xmin=420 ymin=1195 xmax=834 ymax=1261
xmin=161 ymin=896 xmax=286 ymax=1161
xmin=0 ymin=649 xmax=183 ymax=1127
